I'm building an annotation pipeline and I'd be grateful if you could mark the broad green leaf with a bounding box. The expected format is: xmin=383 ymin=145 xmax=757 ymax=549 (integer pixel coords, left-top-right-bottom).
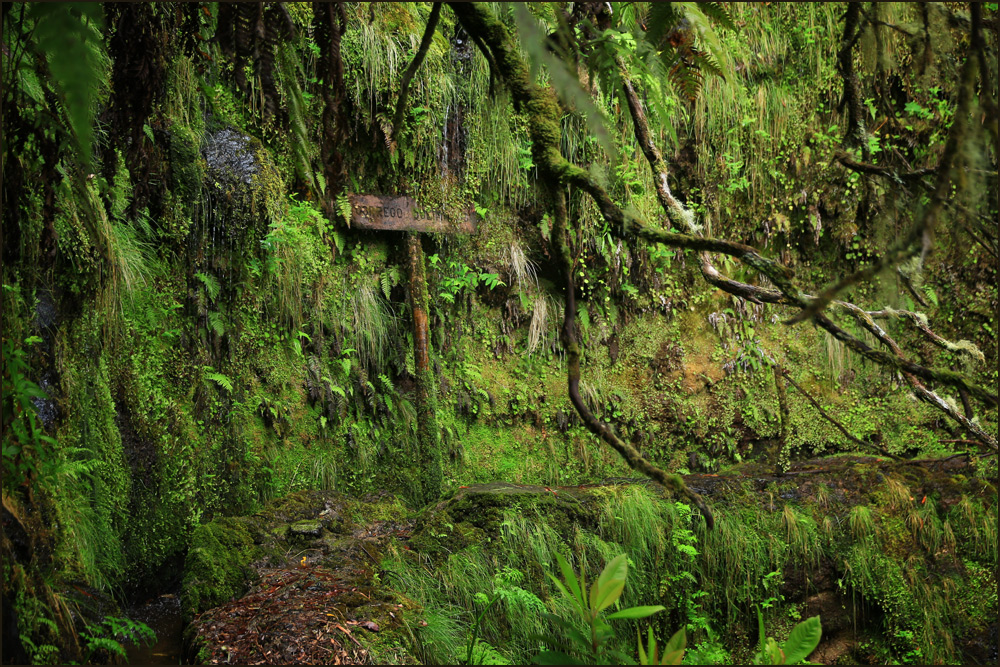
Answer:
xmin=606 ymin=605 xmax=665 ymax=620
xmin=555 ymin=553 xmax=584 ymax=609
xmin=779 ymin=616 xmax=821 ymax=665
xmin=597 ymin=554 xmax=628 ymax=594
xmin=661 ymin=628 xmax=686 ymax=665
xmin=545 ymin=571 xmax=572 ymax=603
xmin=638 ymin=628 xmax=651 ymax=665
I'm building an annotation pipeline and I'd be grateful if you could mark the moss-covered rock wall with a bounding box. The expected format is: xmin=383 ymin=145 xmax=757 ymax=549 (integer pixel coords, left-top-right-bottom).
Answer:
xmin=2 ymin=3 xmax=996 ymax=664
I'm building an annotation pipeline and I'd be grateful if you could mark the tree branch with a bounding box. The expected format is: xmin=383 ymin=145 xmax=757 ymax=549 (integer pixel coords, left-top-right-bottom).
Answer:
xmin=866 ymin=308 xmax=985 ymax=365
xmin=553 ymin=189 xmax=714 ymax=528
xmin=613 ymin=50 xmax=998 ymax=414
xmin=837 ymin=3 xmax=868 ymax=154
xmin=836 ymin=303 xmax=996 ymax=450
xmin=451 ymin=1 xmax=998 ymax=413
xmin=780 ymin=369 xmax=901 ymax=460
xmin=835 ymin=151 xmax=937 ymax=184
xmin=390 ymin=2 xmax=442 ymax=150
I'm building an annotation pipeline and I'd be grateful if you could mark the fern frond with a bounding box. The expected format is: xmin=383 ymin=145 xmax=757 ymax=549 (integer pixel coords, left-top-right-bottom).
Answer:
xmin=667 ymin=61 xmax=704 ymax=101
xmin=697 ymin=2 xmax=735 ymax=30
xmin=336 ymin=194 xmax=353 ymax=226
xmin=195 ymin=272 xmax=221 ymax=301
xmin=208 ymin=311 xmax=225 ymax=336
xmin=204 ymin=370 xmax=233 ymax=393
xmin=27 ymin=3 xmax=108 ymax=168
xmin=381 ymin=273 xmax=392 ymax=300
xmin=83 ymin=637 xmax=127 ymax=659
xmin=693 ymin=50 xmax=725 ymax=80
xmin=646 ymin=4 xmax=683 ymax=47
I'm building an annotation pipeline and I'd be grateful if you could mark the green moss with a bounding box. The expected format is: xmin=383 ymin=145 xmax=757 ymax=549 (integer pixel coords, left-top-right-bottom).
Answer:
xmin=181 ymin=517 xmax=263 ymax=621
xmin=52 ymin=309 xmax=131 ymax=590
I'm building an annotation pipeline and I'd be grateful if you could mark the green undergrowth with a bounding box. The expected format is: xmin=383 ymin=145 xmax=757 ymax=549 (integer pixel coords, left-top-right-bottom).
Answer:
xmin=2 ymin=2 xmax=996 ymax=663
xmin=383 ymin=464 xmax=996 ymax=665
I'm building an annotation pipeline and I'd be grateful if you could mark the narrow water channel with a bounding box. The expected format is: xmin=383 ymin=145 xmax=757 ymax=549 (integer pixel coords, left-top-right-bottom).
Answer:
xmin=122 ymin=594 xmax=185 ymax=665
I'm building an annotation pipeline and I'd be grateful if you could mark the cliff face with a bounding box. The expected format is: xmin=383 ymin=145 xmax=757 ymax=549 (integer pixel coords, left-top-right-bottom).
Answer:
xmin=2 ymin=3 xmax=996 ymax=664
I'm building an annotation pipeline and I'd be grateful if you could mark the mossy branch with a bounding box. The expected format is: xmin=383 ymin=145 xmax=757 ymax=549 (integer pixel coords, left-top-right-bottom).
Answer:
xmin=552 ymin=189 xmax=714 ymax=529
xmin=787 ymin=47 xmax=977 ymax=325
xmin=390 ymin=2 xmax=442 ymax=150
xmin=837 ymin=3 xmax=868 ymax=154
xmin=867 ymin=308 xmax=985 ymax=365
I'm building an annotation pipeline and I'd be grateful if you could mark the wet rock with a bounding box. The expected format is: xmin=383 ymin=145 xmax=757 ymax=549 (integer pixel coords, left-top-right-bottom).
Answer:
xmin=32 ymin=376 xmax=58 ymax=430
xmin=34 ymin=290 xmax=57 ymax=331
xmin=203 ymin=128 xmax=258 ymax=185
xmin=289 ymin=519 xmax=322 ymax=537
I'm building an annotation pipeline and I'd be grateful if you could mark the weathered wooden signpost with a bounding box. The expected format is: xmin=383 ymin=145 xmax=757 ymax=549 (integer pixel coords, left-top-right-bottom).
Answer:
xmin=345 ymin=194 xmax=477 ymax=504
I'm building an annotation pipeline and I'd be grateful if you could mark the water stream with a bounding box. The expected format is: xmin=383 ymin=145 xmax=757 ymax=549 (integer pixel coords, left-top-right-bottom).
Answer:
xmin=122 ymin=594 xmax=185 ymax=665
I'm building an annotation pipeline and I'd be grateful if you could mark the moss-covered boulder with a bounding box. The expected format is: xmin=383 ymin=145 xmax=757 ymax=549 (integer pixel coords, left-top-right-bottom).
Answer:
xmin=180 ymin=517 xmax=262 ymax=621
xmin=409 ymin=481 xmax=598 ymax=562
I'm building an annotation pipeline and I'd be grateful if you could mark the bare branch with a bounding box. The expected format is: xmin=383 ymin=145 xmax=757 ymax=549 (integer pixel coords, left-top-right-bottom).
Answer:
xmin=837 ymin=304 xmax=996 ymax=450
xmin=867 ymin=308 xmax=985 ymax=364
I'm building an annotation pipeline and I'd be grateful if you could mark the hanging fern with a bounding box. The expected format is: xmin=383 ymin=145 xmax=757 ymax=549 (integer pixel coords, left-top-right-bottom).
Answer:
xmin=195 ymin=272 xmax=221 ymax=301
xmin=207 ymin=311 xmax=225 ymax=336
xmin=26 ymin=3 xmax=108 ymax=168
xmin=645 ymin=2 xmax=734 ymax=101
xmin=203 ymin=369 xmax=233 ymax=393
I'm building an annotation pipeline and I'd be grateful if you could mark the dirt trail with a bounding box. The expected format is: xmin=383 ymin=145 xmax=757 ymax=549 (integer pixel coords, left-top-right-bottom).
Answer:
xmin=183 ymin=454 xmax=994 ymax=664
xmin=186 ymin=500 xmax=414 ymax=665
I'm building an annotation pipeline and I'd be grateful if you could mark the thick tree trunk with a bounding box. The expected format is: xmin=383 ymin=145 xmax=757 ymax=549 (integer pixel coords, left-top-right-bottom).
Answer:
xmin=406 ymin=233 xmax=442 ymax=504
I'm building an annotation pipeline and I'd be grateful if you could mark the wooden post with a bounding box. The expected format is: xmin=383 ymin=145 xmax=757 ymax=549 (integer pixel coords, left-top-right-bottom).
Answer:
xmin=341 ymin=194 xmax=477 ymax=505
xmin=406 ymin=232 xmax=442 ymax=504
xmin=772 ymin=363 xmax=790 ymax=475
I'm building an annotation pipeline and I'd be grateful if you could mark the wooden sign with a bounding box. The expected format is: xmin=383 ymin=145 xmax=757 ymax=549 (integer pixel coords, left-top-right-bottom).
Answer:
xmin=347 ymin=194 xmax=477 ymax=234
